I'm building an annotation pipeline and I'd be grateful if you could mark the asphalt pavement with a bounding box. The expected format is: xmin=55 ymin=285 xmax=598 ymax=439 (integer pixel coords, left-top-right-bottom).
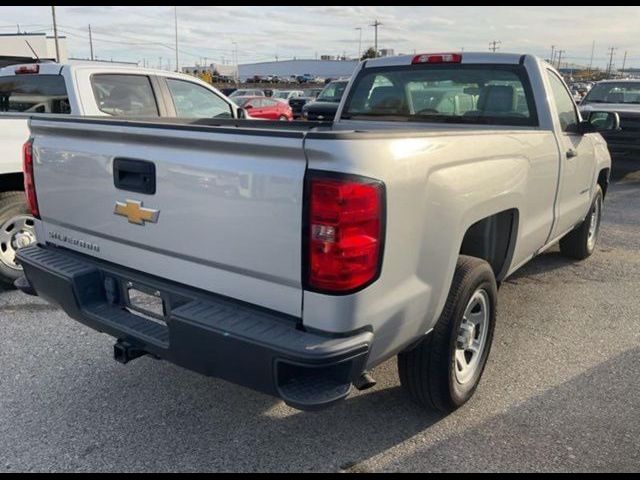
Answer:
xmin=1 ymin=161 xmax=639 ymax=473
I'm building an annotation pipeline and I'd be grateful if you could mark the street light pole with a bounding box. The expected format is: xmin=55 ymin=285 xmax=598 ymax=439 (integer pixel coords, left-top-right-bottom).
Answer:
xmin=371 ymin=20 xmax=382 ymax=58
xmin=51 ymin=6 xmax=61 ymax=62
xmin=356 ymin=27 xmax=363 ymax=59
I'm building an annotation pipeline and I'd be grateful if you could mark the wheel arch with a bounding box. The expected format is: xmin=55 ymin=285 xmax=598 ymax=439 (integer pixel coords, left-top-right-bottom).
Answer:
xmin=597 ymin=168 xmax=610 ymax=198
xmin=459 ymin=209 xmax=520 ymax=283
xmin=0 ymin=173 xmax=24 ymax=194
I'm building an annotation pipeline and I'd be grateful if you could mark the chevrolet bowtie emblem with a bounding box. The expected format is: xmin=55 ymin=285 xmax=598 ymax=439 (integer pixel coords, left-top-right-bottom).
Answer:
xmin=114 ymin=200 xmax=160 ymax=226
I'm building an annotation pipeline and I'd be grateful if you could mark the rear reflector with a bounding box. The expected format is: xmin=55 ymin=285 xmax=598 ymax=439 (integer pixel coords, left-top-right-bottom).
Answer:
xmin=412 ymin=53 xmax=462 ymax=65
xmin=15 ymin=65 xmax=40 ymax=75
xmin=23 ymin=139 xmax=40 ymax=218
xmin=306 ymin=173 xmax=385 ymax=294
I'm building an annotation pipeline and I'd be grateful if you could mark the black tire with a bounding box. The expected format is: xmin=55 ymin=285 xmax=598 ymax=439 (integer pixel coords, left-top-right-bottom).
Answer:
xmin=560 ymin=186 xmax=604 ymax=261
xmin=398 ymin=256 xmax=498 ymax=413
xmin=0 ymin=192 xmax=33 ymax=287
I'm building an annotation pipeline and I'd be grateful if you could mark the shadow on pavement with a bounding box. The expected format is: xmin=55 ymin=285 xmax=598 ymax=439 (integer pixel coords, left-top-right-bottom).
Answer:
xmin=388 ymin=347 xmax=640 ymax=473
xmin=11 ymin=359 xmax=442 ymax=472
xmin=611 ymin=158 xmax=640 ymax=183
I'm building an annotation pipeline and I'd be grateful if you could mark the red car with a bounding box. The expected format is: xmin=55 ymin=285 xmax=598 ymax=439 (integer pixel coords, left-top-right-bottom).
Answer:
xmin=234 ymin=96 xmax=293 ymax=121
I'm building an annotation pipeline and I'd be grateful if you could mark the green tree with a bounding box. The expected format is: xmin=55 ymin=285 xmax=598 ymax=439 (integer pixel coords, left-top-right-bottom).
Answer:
xmin=361 ymin=47 xmax=378 ymax=61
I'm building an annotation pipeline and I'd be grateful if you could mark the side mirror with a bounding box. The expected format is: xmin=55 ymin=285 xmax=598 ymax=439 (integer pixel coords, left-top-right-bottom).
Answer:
xmin=581 ymin=111 xmax=621 ymax=134
xmin=244 ymin=105 xmax=255 ymax=110
xmin=237 ymin=108 xmax=248 ymax=120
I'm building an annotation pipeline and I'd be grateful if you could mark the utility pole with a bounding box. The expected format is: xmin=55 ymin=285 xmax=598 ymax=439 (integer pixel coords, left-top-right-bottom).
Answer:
xmin=174 ymin=6 xmax=179 ymax=72
xmin=607 ymin=47 xmax=617 ymax=78
xmin=489 ymin=40 xmax=502 ymax=53
xmin=556 ymin=50 xmax=565 ymax=70
xmin=51 ymin=6 xmax=61 ymax=62
xmin=621 ymin=51 xmax=628 ymax=76
xmin=588 ymin=41 xmax=595 ymax=74
xmin=232 ymin=42 xmax=239 ymax=83
xmin=356 ymin=27 xmax=363 ymax=59
xmin=550 ymin=45 xmax=557 ymax=65
xmin=371 ymin=20 xmax=382 ymax=58
xmin=88 ymin=24 xmax=94 ymax=61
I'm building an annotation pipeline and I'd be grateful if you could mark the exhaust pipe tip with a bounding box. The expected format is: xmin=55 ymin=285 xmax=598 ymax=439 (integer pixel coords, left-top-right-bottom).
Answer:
xmin=354 ymin=372 xmax=377 ymax=392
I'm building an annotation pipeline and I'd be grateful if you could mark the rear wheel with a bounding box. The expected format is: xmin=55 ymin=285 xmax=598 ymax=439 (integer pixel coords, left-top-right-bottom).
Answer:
xmin=398 ymin=256 xmax=497 ymax=413
xmin=0 ymin=192 xmax=36 ymax=287
xmin=560 ymin=186 xmax=604 ymax=260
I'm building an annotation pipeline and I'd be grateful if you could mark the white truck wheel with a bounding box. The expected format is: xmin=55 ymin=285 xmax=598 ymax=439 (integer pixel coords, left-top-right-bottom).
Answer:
xmin=560 ymin=186 xmax=604 ymax=261
xmin=0 ymin=192 xmax=36 ymax=286
xmin=398 ymin=256 xmax=498 ymax=413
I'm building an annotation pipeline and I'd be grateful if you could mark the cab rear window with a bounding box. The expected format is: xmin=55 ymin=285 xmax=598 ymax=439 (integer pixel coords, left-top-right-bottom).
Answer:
xmin=342 ymin=65 xmax=538 ymax=127
xmin=0 ymin=75 xmax=70 ymax=114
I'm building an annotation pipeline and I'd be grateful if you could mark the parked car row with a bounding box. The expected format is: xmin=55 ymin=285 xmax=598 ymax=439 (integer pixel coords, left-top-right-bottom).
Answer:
xmin=246 ymin=74 xmax=325 ymax=85
xmin=580 ymin=79 xmax=640 ymax=159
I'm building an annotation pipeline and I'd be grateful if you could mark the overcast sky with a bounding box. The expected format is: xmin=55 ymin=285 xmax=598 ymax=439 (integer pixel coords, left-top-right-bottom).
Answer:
xmin=2 ymin=6 xmax=639 ymax=69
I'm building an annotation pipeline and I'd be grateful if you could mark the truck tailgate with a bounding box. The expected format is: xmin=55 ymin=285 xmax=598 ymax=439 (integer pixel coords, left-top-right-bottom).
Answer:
xmin=29 ymin=119 xmax=307 ymax=317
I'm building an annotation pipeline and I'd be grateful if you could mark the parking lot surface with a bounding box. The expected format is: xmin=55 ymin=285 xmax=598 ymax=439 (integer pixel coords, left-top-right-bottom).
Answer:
xmin=1 ymin=163 xmax=639 ymax=473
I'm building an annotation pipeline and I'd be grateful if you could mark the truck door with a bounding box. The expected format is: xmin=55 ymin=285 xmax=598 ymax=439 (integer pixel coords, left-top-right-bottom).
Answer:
xmin=546 ymin=70 xmax=597 ymax=240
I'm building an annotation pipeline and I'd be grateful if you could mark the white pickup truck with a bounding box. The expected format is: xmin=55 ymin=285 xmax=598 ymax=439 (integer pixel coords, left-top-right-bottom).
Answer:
xmin=16 ymin=53 xmax=619 ymax=412
xmin=0 ymin=62 xmax=241 ymax=285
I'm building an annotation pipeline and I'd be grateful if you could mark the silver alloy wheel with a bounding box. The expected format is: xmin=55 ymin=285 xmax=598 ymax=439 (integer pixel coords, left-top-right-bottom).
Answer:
xmin=0 ymin=215 xmax=36 ymax=271
xmin=455 ymin=289 xmax=491 ymax=385
xmin=587 ymin=194 xmax=603 ymax=253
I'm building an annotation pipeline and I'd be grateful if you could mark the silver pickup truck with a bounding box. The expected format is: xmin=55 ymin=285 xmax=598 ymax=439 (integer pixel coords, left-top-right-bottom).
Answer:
xmin=16 ymin=53 xmax=619 ymax=412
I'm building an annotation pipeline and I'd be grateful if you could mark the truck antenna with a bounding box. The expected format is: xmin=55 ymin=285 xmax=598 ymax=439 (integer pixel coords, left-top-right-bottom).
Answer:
xmin=25 ymin=40 xmax=41 ymax=63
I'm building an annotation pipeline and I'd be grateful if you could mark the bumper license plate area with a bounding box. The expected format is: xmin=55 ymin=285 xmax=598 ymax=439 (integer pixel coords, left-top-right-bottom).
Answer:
xmin=125 ymin=283 xmax=167 ymax=325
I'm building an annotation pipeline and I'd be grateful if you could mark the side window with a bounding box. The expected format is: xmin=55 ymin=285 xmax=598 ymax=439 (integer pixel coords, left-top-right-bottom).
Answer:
xmin=166 ymin=79 xmax=233 ymax=119
xmin=92 ymin=75 xmax=159 ymax=117
xmin=547 ymin=71 xmax=580 ymax=133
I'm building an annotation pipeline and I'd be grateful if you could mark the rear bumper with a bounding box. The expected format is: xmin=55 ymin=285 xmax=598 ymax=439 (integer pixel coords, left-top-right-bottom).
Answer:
xmin=17 ymin=245 xmax=373 ymax=411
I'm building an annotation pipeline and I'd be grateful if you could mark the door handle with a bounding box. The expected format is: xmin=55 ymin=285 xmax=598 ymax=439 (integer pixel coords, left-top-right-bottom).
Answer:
xmin=113 ymin=158 xmax=156 ymax=195
xmin=566 ymin=149 xmax=579 ymax=160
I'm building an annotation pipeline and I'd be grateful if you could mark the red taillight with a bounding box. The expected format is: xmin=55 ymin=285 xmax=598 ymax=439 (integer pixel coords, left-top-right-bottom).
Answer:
xmin=23 ymin=139 xmax=40 ymax=218
xmin=306 ymin=174 xmax=385 ymax=294
xmin=412 ymin=53 xmax=462 ymax=65
xmin=15 ymin=65 xmax=40 ymax=75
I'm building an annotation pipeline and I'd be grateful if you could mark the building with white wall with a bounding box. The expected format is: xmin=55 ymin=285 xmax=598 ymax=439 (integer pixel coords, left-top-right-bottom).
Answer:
xmin=0 ymin=33 xmax=68 ymax=64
